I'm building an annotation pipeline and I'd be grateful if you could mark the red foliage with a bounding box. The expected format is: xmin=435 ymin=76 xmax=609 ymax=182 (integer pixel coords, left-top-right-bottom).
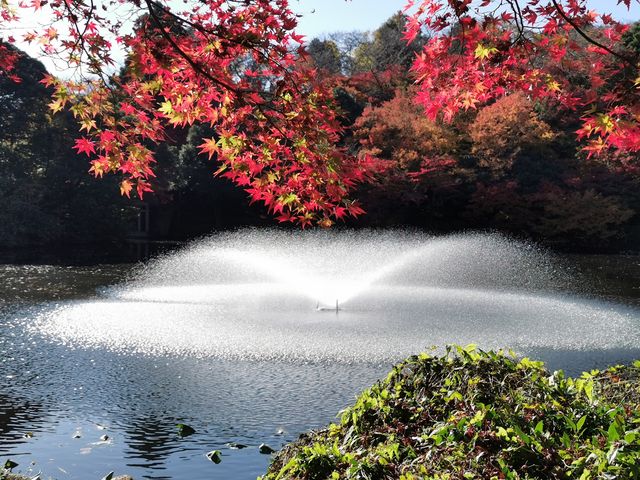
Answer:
xmin=355 ymin=88 xmax=457 ymax=173
xmin=1 ymin=0 xmax=374 ymax=227
xmin=0 ymin=41 xmax=22 ymax=83
xmin=352 ymin=88 xmax=472 ymax=221
xmin=406 ymin=0 xmax=640 ymax=159
xmin=1 ymin=0 xmax=640 ymax=228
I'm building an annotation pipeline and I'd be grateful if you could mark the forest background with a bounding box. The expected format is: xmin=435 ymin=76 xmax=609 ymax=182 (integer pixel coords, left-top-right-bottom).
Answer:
xmin=3 ymin=10 xmax=640 ymax=257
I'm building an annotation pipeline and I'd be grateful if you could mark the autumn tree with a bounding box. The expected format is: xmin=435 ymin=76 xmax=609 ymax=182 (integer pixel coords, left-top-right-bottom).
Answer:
xmin=355 ymin=89 xmax=457 ymax=171
xmin=1 ymin=0 xmax=640 ymax=231
xmin=406 ymin=0 xmax=640 ymax=158
xmin=469 ymin=92 xmax=555 ymax=174
xmin=462 ymin=91 xmax=638 ymax=248
xmin=351 ymin=89 xmax=474 ymax=227
xmin=0 ymin=0 xmax=374 ymax=227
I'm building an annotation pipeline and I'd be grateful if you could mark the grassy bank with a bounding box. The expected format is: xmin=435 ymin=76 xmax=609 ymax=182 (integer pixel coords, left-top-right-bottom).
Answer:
xmin=261 ymin=346 xmax=640 ymax=479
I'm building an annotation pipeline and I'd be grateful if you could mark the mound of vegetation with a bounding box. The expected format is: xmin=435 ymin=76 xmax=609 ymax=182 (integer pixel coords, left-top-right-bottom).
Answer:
xmin=261 ymin=346 xmax=640 ymax=480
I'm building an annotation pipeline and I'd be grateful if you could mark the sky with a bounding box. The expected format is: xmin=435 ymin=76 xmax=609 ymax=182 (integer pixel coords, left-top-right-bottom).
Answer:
xmin=291 ymin=0 xmax=640 ymax=40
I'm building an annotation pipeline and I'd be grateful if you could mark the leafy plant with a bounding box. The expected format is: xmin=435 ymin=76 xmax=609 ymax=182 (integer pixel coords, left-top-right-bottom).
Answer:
xmin=1 ymin=1 xmax=639 ymax=228
xmin=206 ymin=450 xmax=222 ymax=464
xmin=262 ymin=346 xmax=640 ymax=479
xmin=469 ymin=93 xmax=554 ymax=174
xmin=176 ymin=423 xmax=196 ymax=437
xmin=407 ymin=1 xmax=640 ymax=160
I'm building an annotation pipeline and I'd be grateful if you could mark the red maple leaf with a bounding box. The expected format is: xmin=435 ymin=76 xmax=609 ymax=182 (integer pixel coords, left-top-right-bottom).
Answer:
xmin=73 ymin=138 xmax=96 ymax=156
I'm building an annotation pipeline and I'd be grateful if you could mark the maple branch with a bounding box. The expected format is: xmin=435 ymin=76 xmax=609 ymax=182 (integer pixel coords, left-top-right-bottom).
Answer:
xmin=148 ymin=4 xmax=281 ymax=63
xmin=550 ymin=0 xmax=637 ymax=68
xmin=506 ymin=0 xmax=525 ymax=43
xmin=61 ymin=0 xmax=113 ymax=81
xmin=143 ymin=0 xmax=307 ymax=141
xmin=143 ymin=0 xmax=241 ymax=94
xmin=146 ymin=2 xmax=307 ymax=99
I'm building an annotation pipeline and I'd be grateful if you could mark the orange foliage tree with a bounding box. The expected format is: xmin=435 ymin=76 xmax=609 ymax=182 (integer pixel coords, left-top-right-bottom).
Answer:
xmin=469 ymin=93 xmax=555 ymax=174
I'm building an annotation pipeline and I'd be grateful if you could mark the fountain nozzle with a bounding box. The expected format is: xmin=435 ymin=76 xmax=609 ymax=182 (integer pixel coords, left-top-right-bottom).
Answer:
xmin=316 ymin=299 xmax=340 ymax=313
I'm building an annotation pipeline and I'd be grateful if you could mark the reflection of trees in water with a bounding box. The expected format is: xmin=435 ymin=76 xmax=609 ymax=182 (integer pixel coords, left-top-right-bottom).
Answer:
xmin=0 ymin=264 xmax=131 ymax=304
xmin=122 ymin=413 xmax=180 ymax=473
xmin=0 ymin=393 xmax=45 ymax=453
xmin=0 ymin=312 xmax=49 ymax=453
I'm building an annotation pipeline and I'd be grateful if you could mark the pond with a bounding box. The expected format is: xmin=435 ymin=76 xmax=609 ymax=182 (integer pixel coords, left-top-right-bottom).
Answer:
xmin=1 ymin=230 xmax=640 ymax=480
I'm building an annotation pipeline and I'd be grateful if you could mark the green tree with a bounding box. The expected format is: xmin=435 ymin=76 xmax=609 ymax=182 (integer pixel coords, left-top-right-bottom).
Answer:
xmin=306 ymin=38 xmax=342 ymax=75
xmin=352 ymin=12 xmax=426 ymax=74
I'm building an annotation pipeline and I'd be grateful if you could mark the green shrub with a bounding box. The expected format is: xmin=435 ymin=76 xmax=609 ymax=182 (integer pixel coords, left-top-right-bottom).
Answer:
xmin=262 ymin=346 xmax=640 ymax=479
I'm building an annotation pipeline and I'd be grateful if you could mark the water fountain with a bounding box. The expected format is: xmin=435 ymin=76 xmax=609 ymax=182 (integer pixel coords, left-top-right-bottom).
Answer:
xmin=29 ymin=230 xmax=640 ymax=365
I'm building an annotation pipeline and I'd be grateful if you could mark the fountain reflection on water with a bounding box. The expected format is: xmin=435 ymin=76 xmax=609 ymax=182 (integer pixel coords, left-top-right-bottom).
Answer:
xmin=30 ymin=230 xmax=640 ymax=364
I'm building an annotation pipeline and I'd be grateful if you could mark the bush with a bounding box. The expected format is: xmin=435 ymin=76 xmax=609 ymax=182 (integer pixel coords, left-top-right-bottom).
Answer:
xmin=465 ymin=182 xmax=634 ymax=248
xmin=262 ymin=346 xmax=640 ymax=480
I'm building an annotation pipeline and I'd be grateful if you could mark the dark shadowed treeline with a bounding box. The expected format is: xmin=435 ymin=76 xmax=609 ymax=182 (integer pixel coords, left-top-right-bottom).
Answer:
xmin=0 ymin=44 xmax=269 ymax=258
xmin=0 ymin=48 xmax=131 ymax=250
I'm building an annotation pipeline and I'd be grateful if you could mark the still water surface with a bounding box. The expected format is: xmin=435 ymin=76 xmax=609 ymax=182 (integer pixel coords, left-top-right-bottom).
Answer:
xmin=0 ymin=264 xmax=389 ymax=480
xmin=0 ymin=249 xmax=639 ymax=480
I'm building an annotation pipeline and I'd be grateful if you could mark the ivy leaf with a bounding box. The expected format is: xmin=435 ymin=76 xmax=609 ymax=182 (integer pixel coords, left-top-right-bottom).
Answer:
xmin=206 ymin=450 xmax=222 ymax=464
xmin=176 ymin=423 xmax=196 ymax=437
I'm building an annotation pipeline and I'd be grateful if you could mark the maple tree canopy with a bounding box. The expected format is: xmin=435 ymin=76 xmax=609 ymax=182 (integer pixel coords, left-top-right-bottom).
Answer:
xmin=0 ymin=0 xmax=638 ymax=227
xmin=405 ymin=0 xmax=640 ymax=159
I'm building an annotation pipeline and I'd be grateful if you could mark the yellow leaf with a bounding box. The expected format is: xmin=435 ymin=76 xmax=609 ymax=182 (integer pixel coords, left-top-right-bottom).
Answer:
xmin=158 ymin=100 xmax=174 ymax=116
xmin=89 ymin=161 xmax=104 ymax=178
xmin=206 ymin=40 xmax=222 ymax=52
xmin=546 ymin=76 xmax=561 ymax=92
xmin=597 ymin=114 xmax=615 ymax=133
xmin=460 ymin=92 xmax=479 ymax=110
xmin=120 ymin=180 xmax=133 ymax=197
xmin=474 ymin=43 xmax=497 ymax=60
xmin=48 ymin=99 xmax=64 ymax=113
xmin=80 ymin=119 xmax=97 ymax=132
